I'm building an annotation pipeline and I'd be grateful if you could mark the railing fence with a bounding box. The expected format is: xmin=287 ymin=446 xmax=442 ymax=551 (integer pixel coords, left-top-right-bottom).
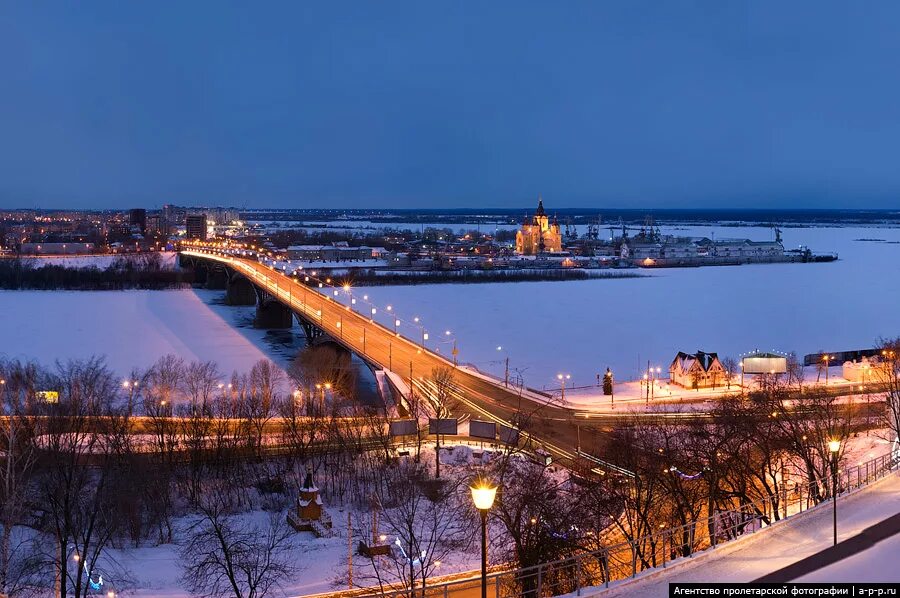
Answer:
xmin=362 ymin=450 xmax=898 ymax=598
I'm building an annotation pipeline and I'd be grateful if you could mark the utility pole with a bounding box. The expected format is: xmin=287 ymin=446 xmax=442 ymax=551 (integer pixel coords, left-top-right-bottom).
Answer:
xmin=505 ymin=357 xmax=509 ymax=388
xmin=347 ymin=511 xmax=353 ymax=589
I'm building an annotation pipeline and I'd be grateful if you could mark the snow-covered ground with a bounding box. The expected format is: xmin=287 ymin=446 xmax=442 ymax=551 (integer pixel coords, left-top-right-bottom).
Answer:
xmin=341 ymin=225 xmax=900 ymax=387
xmin=0 ymin=289 xmax=290 ymax=376
xmin=590 ymin=468 xmax=900 ymax=596
xmin=797 ymin=528 xmax=900 ymax=583
xmin=100 ymin=442 xmax=494 ymax=597
xmin=562 ymin=368 xmax=879 ymax=412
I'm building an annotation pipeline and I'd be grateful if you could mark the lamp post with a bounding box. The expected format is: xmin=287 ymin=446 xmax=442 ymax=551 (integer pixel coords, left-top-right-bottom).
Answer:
xmin=823 ymin=354 xmax=833 ymax=385
xmin=122 ymin=380 xmax=138 ymax=412
xmin=643 ymin=373 xmax=649 ymax=404
xmin=829 ymin=439 xmax=840 ymax=545
xmin=470 ymin=481 xmax=498 ymax=598
xmin=557 ymin=373 xmax=570 ymax=402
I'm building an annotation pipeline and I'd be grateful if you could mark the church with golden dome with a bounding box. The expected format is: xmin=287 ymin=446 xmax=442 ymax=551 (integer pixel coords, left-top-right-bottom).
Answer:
xmin=515 ymin=196 xmax=563 ymax=254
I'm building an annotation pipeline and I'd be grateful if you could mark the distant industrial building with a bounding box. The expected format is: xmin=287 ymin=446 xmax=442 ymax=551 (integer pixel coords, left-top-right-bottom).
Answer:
xmin=286 ymin=243 xmax=386 ymax=262
xmin=185 ymin=215 xmax=208 ymax=240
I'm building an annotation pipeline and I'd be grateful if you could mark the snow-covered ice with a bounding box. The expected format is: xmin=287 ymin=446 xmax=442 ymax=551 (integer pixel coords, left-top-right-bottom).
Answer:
xmin=347 ymin=225 xmax=900 ymax=388
xmin=0 ymin=289 xmax=288 ymax=375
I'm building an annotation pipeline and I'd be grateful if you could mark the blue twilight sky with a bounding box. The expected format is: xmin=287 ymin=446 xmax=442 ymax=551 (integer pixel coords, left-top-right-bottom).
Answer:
xmin=2 ymin=2 xmax=900 ymax=210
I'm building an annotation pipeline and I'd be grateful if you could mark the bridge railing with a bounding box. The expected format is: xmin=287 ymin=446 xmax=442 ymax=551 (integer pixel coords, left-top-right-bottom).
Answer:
xmin=358 ymin=450 xmax=899 ymax=598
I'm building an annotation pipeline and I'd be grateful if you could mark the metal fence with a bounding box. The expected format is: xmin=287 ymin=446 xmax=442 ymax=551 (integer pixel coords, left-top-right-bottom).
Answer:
xmin=361 ymin=450 xmax=898 ymax=598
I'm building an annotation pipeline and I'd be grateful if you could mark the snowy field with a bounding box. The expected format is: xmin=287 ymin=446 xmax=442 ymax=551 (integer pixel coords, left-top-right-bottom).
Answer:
xmin=0 ymin=289 xmax=292 ymax=376
xmin=345 ymin=225 xmax=900 ymax=388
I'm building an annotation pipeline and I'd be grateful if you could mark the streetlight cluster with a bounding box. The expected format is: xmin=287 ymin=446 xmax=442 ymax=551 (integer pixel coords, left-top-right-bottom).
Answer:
xmin=185 ymin=239 xmax=538 ymax=378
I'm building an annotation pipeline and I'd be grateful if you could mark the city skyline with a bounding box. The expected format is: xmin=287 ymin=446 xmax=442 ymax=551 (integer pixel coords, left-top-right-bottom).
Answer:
xmin=3 ymin=2 xmax=900 ymax=210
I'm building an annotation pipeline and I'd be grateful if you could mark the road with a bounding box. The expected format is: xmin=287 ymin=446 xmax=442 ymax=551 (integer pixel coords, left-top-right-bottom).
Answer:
xmin=182 ymin=248 xmax=606 ymax=468
xmin=181 ymin=246 xmax=886 ymax=473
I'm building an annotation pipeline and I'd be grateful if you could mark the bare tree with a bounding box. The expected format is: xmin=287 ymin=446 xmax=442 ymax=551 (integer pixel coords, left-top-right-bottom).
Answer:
xmin=35 ymin=357 xmax=128 ymax=598
xmin=244 ymin=360 xmax=285 ymax=456
xmin=721 ymin=357 xmax=738 ymax=390
xmin=0 ymin=359 xmax=42 ymax=596
xmin=144 ymin=354 xmax=185 ymax=410
xmin=762 ymin=381 xmax=853 ymax=502
xmin=490 ymin=454 xmax=583 ymax=594
xmin=183 ymin=361 xmax=221 ymax=414
xmin=421 ymin=367 xmax=458 ymax=479
xmin=179 ymin=484 xmax=295 ymax=598
xmin=360 ymin=461 xmax=469 ymax=595
xmin=875 ymin=338 xmax=900 ymax=446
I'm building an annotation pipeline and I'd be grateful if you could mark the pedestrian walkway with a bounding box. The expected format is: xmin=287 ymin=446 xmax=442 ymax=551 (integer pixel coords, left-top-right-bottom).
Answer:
xmin=589 ymin=469 xmax=900 ymax=597
xmin=755 ymin=511 xmax=900 ymax=582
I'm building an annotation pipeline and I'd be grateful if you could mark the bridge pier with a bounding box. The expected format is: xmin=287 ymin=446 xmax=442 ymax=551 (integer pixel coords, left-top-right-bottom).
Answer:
xmin=254 ymin=299 xmax=294 ymax=329
xmin=205 ymin=266 xmax=229 ymax=290
xmin=189 ymin=261 xmax=209 ymax=285
xmin=299 ymin=319 xmax=326 ymax=344
xmin=226 ymin=275 xmax=257 ymax=306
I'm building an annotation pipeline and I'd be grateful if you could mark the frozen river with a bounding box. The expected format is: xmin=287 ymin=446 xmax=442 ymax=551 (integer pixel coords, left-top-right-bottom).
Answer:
xmin=0 ymin=289 xmax=292 ymax=375
xmin=353 ymin=225 xmax=900 ymax=390
xmin=1 ymin=225 xmax=898 ymax=391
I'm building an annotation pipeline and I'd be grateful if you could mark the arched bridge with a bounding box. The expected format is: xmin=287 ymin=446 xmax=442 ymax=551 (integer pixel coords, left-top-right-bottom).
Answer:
xmin=179 ymin=247 xmax=597 ymax=467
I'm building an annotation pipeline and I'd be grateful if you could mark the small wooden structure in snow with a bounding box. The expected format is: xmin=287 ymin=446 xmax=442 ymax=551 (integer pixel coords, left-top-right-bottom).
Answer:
xmin=287 ymin=469 xmax=332 ymax=537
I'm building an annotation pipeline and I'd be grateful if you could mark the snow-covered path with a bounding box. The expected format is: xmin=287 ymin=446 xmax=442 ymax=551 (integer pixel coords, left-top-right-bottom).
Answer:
xmin=797 ymin=520 xmax=900 ymax=583
xmin=590 ymin=469 xmax=900 ymax=596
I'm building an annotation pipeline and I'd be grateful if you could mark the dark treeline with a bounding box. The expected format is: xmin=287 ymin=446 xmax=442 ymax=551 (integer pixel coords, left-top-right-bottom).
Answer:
xmin=0 ymin=255 xmax=193 ymax=290
xmin=341 ymin=268 xmax=642 ymax=287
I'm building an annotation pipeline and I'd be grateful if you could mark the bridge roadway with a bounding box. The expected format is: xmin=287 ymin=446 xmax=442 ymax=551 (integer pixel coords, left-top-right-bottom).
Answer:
xmin=181 ymin=249 xmax=601 ymax=467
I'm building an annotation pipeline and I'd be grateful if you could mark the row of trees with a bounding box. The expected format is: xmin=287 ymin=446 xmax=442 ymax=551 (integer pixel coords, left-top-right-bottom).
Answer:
xmin=3 ymin=339 xmax=898 ymax=597
xmin=0 ymin=253 xmax=190 ymax=290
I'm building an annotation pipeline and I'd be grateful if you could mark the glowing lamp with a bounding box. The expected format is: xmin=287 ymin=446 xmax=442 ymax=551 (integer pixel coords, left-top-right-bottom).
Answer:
xmin=829 ymin=439 xmax=841 ymax=453
xmin=470 ymin=482 xmax=498 ymax=511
